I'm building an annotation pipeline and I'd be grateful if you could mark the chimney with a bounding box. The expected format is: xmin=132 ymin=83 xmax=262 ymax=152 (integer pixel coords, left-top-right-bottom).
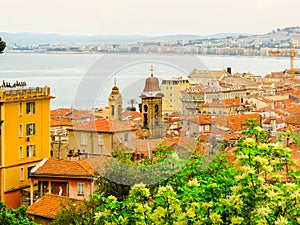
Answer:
xmin=227 ymin=67 xmax=232 ymax=75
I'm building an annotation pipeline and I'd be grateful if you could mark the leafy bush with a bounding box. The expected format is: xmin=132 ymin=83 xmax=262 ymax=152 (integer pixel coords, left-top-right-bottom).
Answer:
xmin=0 ymin=202 xmax=36 ymax=225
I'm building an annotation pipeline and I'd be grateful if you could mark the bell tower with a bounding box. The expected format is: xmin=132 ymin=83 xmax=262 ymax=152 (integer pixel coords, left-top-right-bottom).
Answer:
xmin=108 ymin=78 xmax=122 ymax=121
xmin=140 ymin=66 xmax=164 ymax=138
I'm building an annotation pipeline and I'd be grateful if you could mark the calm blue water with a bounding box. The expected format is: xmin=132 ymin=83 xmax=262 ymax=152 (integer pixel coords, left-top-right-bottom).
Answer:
xmin=0 ymin=53 xmax=299 ymax=109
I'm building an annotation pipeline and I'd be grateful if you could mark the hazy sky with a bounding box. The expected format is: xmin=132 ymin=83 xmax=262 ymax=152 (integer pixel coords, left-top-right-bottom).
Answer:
xmin=2 ymin=0 xmax=299 ymax=35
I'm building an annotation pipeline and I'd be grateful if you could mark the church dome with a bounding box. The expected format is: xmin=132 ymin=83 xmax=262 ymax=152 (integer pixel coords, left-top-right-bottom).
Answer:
xmin=143 ymin=75 xmax=161 ymax=92
xmin=112 ymin=85 xmax=119 ymax=93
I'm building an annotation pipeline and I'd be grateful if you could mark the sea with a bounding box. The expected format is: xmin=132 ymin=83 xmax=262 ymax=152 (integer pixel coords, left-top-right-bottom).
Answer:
xmin=0 ymin=53 xmax=299 ymax=109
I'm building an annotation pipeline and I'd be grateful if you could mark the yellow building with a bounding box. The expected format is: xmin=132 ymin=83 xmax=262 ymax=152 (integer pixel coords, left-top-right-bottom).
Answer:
xmin=160 ymin=77 xmax=190 ymax=113
xmin=0 ymin=81 xmax=53 ymax=208
xmin=67 ymin=118 xmax=137 ymax=156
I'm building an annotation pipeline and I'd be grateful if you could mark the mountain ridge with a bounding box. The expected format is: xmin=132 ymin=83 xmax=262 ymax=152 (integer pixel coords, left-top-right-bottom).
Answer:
xmin=0 ymin=32 xmax=252 ymax=46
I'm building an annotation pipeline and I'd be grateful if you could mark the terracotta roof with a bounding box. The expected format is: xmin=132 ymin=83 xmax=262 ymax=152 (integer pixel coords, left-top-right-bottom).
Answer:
xmin=279 ymin=104 xmax=300 ymax=115
xmin=272 ymin=109 xmax=287 ymax=117
xmin=202 ymin=98 xmax=244 ymax=107
xmin=69 ymin=110 xmax=93 ymax=121
xmin=188 ymin=115 xmax=212 ymax=125
xmin=122 ymin=111 xmax=142 ymax=120
xmin=214 ymin=113 xmax=261 ymax=132
xmin=30 ymin=158 xmax=94 ymax=178
xmin=70 ymin=118 xmax=135 ymax=133
xmin=254 ymin=105 xmax=272 ymax=112
xmin=263 ymin=117 xmax=285 ymax=124
xmin=51 ymin=108 xmax=73 ymax=118
xmin=51 ymin=117 xmax=74 ymax=127
xmin=289 ymin=90 xmax=300 ymax=99
xmin=27 ymin=194 xmax=83 ymax=219
xmin=285 ymin=115 xmax=300 ymax=125
xmin=254 ymin=97 xmax=273 ymax=103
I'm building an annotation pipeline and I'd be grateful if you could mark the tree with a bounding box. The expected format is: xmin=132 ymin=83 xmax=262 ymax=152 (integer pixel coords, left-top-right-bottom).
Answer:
xmin=0 ymin=37 xmax=6 ymax=53
xmin=127 ymin=99 xmax=137 ymax=111
xmin=52 ymin=121 xmax=300 ymax=224
xmin=51 ymin=195 xmax=103 ymax=225
xmin=0 ymin=201 xmax=36 ymax=225
xmin=93 ymin=123 xmax=300 ymax=224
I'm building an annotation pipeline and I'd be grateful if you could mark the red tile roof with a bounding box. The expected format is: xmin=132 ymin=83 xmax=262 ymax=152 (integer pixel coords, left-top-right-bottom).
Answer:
xmin=278 ymin=104 xmax=300 ymax=115
xmin=285 ymin=115 xmax=300 ymax=125
xmin=30 ymin=158 xmax=94 ymax=178
xmin=263 ymin=117 xmax=285 ymax=124
xmin=202 ymin=98 xmax=244 ymax=107
xmin=122 ymin=111 xmax=142 ymax=120
xmin=254 ymin=105 xmax=272 ymax=112
xmin=27 ymin=194 xmax=83 ymax=219
xmin=70 ymin=118 xmax=135 ymax=133
xmin=214 ymin=113 xmax=261 ymax=131
xmin=51 ymin=108 xmax=73 ymax=118
xmin=188 ymin=115 xmax=212 ymax=125
xmin=51 ymin=117 xmax=74 ymax=127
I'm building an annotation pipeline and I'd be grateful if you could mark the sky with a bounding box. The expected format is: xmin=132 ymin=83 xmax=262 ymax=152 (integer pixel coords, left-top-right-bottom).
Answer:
xmin=1 ymin=0 xmax=300 ymax=36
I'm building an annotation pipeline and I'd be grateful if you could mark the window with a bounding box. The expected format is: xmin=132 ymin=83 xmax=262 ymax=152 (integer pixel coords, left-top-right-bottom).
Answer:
xmin=26 ymin=102 xmax=36 ymax=114
xmin=81 ymin=133 xmax=87 ymax=146
xmin=19 ymin=146 xmax=23 ymax=159
xmin=77 ymin=183 xmax=84 ymax=195
xmin=19 ymin=103 xmax=23 ymax=115
xmin=20 ymin=167 xmax=24 ymax=181
xmin=124 ymin=133 xmax=128 ymax=142
xmin=26 ymin=144 xmax=36 ymax=157
xmin=111 ymin=105 xmax=114 ymax=116
xmin=98 ymin=135 xmax=103 ymax=146
xmin=19 ymin=124 xmax=23 ymax=137
xmin=26 ymin=123 xmax=36 ymax=136
xmin=205 ymin=125 xmax=210 ymax=131
xmin=28 ymin=166 xmax=35 ymax=179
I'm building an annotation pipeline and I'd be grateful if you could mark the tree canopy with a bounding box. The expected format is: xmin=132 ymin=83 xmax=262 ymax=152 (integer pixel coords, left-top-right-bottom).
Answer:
xmin=52 ymin=121 xmax=300 ymax=225
xmin=0 ymin=37 xmax=6 ymax=53
xmin=0 ymin=202 xmax=36 ymax=225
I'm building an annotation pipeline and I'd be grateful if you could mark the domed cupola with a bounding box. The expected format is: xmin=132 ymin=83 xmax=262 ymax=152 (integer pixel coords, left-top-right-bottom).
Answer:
xmin=140 ymin=66 xmax=164 ymax=99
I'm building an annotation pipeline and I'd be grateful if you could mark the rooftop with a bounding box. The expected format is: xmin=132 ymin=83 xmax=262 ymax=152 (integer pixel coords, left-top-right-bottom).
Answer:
xmin=30 ymin=158 xmax=94 ymax=178
xmin=0 ymin=81 xmax=53 ymax=102
xmin=69 ymin=118 xmax=135 ymax=133
xmin=27 ymin=194 xmax=83 ymax=219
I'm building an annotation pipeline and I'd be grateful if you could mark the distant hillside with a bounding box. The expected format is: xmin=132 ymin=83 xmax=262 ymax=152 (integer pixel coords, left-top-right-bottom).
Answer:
xmin=0 ymin=32 xmax=252 ymax=46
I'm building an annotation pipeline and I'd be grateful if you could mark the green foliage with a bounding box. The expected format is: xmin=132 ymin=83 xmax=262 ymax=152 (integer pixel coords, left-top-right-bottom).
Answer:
xmin=93 ymin=122 xmax=300 ymax=225
xmin=0 ymin=201 xmax=36 ymax=225
xmin=52 ymin=121 xmax=300 ymax=224
xmin=51 ymin=195 xmax=103 ymax=225
xmin=0 ymin=37 xmax=6 ymax=53
xmin=94 ymin=145 xmax=187 ymax=200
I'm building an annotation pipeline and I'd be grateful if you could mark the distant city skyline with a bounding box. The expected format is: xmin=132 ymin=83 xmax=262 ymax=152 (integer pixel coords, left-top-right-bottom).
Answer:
xmin=2 ymin=0 xmax=300 ymax=36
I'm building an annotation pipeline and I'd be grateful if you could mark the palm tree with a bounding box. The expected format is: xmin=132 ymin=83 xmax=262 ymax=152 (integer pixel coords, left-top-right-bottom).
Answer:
xmin=127 ymin=99 xmax=137 ymax=111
